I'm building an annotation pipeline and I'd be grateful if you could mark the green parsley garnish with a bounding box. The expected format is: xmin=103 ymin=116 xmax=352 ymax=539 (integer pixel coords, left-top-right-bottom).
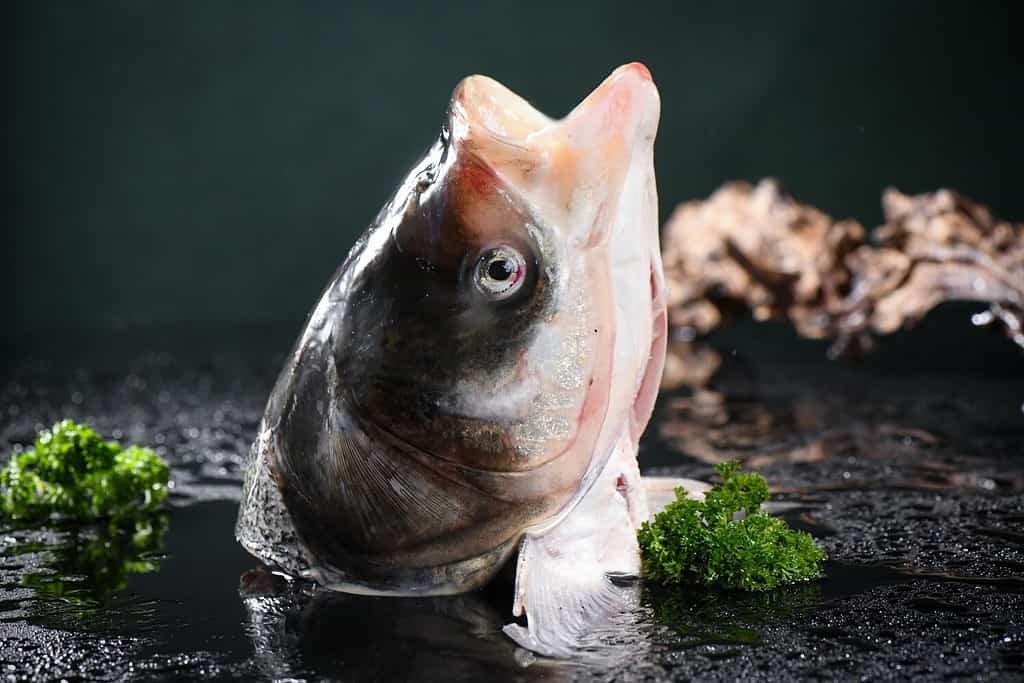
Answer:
xmin=1 ymin=420 xmax=169 ymax=521
xmin=638 ymin=462 xmax=825 ymax=591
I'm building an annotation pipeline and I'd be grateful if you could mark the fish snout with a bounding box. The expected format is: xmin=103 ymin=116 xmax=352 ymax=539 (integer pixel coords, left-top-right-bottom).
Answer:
xmin=567 ymin=62 xmax=660 ymax=147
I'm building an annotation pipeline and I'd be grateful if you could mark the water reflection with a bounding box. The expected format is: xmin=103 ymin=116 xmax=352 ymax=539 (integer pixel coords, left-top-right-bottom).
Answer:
xmin=4 ymin=513 xmax=168 ymax=604
xmin=643 ymin=580 xmax=822 ymax=648
xmin=239 ymin=570 xmax=577 ymax=681
xmin=651 ymin=340 xmax=1023 ymax=495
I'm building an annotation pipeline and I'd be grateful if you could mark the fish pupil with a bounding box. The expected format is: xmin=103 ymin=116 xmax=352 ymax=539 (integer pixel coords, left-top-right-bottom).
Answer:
xmin=473 ymin=245 xmax=526 ymax=299
xmin=487 ymin=259 xmax=513 ymax=281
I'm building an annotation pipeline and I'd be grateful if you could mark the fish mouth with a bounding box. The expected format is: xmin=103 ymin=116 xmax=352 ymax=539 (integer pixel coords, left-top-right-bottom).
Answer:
xmin=447 ymin=63 xmax=660 ymax=252
xmin=561 ymin=62 xmax=660 ymax=250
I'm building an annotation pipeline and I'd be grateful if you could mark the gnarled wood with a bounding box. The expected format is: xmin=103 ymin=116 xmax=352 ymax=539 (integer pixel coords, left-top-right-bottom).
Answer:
xmin=661 ymin=180 xmax=1024 ymax=364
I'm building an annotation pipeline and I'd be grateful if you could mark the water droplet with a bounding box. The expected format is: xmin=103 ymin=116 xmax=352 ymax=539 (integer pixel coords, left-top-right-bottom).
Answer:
xmin=971 ymin=311 xmax=993 ymax=326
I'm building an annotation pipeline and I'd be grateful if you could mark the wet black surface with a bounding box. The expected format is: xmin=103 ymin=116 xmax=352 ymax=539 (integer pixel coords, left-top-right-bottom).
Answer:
xmin=1 ymin=320 xmax=1022 ymax=681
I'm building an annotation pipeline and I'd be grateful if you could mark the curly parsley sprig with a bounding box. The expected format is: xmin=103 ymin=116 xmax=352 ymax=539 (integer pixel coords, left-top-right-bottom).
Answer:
xmin=1 ymin=420 xmax=169 ymax=521
xmin=638 ymin=462 xmax=825 ymax=591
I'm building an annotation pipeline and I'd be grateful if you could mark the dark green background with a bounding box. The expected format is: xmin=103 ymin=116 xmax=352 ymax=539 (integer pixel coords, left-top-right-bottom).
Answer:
xmin=5 ymin=1 xmax=1022 ymax=339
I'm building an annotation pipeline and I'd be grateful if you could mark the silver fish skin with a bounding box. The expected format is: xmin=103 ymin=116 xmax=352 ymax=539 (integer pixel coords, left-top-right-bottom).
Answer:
xmin=236 ymin=62 xmax=688 ymax=656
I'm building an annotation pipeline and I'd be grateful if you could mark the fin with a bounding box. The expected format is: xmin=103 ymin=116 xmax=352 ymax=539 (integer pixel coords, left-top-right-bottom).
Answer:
xmin=641 ymin=476 xmax=711 ymax=520
xmin=503 ymin=431 xmax=646 ymax=658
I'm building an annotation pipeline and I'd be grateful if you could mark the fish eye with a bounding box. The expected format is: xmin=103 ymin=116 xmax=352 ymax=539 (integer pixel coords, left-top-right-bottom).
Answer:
xmin=474 ymin=246 xmax=526 ymax=299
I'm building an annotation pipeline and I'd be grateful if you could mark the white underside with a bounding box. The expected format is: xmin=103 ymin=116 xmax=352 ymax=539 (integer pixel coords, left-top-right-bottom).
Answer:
xmin=502 ymin=426 xmax=709 ymax=657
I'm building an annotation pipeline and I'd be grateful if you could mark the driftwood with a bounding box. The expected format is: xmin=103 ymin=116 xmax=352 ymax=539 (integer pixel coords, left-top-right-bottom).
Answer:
xmin=660 ymin=179 xmax=1024 ymax=362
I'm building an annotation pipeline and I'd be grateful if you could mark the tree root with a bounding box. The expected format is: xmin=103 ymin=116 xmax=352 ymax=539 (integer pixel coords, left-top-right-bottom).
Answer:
xmin=661 ymin=179 xmax=1024 ymax=362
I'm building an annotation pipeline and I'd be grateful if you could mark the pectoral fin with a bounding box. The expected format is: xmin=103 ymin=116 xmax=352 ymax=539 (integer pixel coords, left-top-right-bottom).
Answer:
xmin=641 ymin=476 xmax=711 ymax=520
xmin=502 ymin=432 xmax=645 ymax=658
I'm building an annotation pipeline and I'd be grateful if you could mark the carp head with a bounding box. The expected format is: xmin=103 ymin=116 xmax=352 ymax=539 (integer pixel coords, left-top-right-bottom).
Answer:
xmin=237 ymin=63 xmax=665 ymax=599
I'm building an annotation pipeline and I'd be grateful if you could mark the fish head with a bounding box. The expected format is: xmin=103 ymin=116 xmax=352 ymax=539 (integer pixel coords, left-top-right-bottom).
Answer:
xmin=345 ymin=62 xmax=662 ymax=472
xmin=252 ymin=64 xmax=665 ymax=591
